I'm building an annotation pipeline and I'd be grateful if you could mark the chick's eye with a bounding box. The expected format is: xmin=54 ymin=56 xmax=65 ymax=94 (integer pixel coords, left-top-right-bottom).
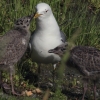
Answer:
xmin=61 ymin=48 xmax=66 ymax=51
xmin=61 ymin=48 xmax=63 ymax=51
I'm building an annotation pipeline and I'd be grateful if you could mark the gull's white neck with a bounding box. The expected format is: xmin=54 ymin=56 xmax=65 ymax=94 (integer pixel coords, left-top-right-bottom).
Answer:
xmin=36 ymin=14 xmax=60 ymax=34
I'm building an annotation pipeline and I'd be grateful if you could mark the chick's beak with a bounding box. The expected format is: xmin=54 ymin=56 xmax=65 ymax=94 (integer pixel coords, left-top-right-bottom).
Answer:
xmin=34 ymin=12 xmax=42 ymax=18
xmin=48 ymin=49 xmax=55 ymax=53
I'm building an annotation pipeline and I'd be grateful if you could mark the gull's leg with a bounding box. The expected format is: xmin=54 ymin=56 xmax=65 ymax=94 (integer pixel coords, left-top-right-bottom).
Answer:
xmin=0 ymin=71 xmax=2 ymax=87
xmin=52 ymin=64 xmax=56 ymax=90
xmin=93 ymin=81 xmax=96 ymax=100
xmin=53 ymin=64 xmax=57 ymax=70
xmin=37 ymin=64 xmax=41 ymax=87
xmin=9 ymin=65 xmax=20 ymax=96
xmin=82 ymin=81 xmax=88 ymax=100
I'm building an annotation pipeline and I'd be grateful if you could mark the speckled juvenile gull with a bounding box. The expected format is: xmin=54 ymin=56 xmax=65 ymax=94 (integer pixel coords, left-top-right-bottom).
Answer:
xmin=0 ymin=14 xmax=34 ymax=95
xmin=48 ymin=44 xmax=100 ymax=100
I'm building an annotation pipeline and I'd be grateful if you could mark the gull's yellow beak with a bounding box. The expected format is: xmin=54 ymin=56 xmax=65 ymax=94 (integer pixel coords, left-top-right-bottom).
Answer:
xmin=34 ymin=13 xmax=42 ymax=18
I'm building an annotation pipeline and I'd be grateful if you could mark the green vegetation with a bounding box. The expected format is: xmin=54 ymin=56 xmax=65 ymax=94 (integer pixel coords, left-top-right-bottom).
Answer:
xmin=0 ymin=0 xmax=100 ymax=100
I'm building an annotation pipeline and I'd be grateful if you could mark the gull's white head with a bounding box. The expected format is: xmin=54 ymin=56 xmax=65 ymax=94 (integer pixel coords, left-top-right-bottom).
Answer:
xmin=34 ymin=3 xmax=52 ymax=19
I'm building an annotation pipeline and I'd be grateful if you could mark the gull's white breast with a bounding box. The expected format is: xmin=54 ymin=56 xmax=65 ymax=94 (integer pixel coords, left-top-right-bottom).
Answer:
xmin=31 ymin=30 xmax=62 ymax=64
xmin=31 ymin=8 xmax=65 ymax=64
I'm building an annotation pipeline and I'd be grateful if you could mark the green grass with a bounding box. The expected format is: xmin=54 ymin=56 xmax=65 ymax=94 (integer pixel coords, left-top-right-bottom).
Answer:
xmin=0 ymin=0 xmax=100 ymax=100
xmin=0 ymin=0 xmax=100 ymax=48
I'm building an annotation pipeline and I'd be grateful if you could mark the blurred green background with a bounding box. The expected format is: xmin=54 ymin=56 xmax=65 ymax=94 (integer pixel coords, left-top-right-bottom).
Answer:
xmin=0 ymin=0 xmax=100 ymax=100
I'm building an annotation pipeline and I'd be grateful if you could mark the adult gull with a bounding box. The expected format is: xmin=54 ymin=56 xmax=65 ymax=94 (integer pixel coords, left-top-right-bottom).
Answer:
xmin=30 ymin=2 xmax=67 ymax=66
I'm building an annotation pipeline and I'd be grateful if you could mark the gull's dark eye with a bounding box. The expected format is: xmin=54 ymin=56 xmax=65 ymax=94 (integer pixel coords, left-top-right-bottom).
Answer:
xmin=45 ymin=10 xmax=48 ymax=12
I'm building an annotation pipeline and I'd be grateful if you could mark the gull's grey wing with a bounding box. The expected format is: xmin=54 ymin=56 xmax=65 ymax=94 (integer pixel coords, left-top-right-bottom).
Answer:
xmin=60 ymin=30 xmax=67 ymax=43
xmin=28 ymin=30 xmax=35 ymax=51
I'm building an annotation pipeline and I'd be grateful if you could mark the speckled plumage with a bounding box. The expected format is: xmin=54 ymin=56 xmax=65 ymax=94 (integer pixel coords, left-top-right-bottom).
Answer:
xmin=69 ymin=46 xmax=100 ymax=77
xmin=0 ymin=28 xmax=30 ymax=67
xmin=49 ymin=44 xmax=100 ymax=100
xmin=0 ymin=14 xmax=34 ymax=95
